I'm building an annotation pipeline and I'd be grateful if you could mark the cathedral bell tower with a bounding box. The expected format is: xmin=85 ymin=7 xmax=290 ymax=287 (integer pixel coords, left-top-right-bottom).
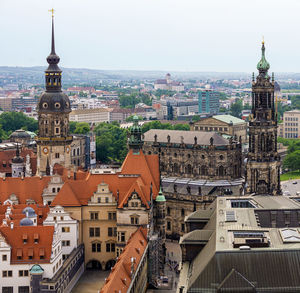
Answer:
xmin=246 ymin=41 xmax=281 ymax=195
xmin=36 ymin=11 xmax=72 ymax=175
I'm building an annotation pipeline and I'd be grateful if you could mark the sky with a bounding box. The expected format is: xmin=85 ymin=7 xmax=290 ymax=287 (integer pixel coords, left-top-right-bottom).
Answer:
xmin=1 ymin=0 xmax=300 ymax=72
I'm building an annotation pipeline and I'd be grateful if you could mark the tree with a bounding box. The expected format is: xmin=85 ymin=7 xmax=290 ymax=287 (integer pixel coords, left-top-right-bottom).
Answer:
xmin=74 ymin=122 xmax=90 ymax=134
xmin=173 ymin=124 xmax=190 ymax=131
xmin=0 ymin=112 xmax=38 ymax=132
xmin=230 ymin=99 xmax=243 ymax=118
xmin=192 ymin=115 xmax=201 ymax=122
xmin=283 ymin=150 xmax=300 ymax=171
xmin=69 ymin=121 xmax=78 ymax=134
xmin=94 ymin=122 xmax=128 ymax=163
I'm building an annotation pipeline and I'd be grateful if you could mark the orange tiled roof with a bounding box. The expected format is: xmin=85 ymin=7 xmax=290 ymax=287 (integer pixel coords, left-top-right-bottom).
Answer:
xmin=0 ymin=177 xmax=51 ymax=205
xmin=0 ymin=148 xmax=36 ymax=174
xmin=52 ymin=150 xmax=160 ymax=208
xmin=0 ymin=225 xmax=54 ymax=264
xmin=0 ymin=204 xmax=49 ymax=226
xmin=100 ymin=227 xmax=148 ymax=293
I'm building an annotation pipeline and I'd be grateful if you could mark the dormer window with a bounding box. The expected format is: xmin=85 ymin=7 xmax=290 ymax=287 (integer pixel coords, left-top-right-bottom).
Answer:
xmin=22 ymin=234 xmax=28 ymax=244
xmin=17 ymin=249 xmax=22 ymax=260
xmin=34 ymin=233 xmax=39 ymax=244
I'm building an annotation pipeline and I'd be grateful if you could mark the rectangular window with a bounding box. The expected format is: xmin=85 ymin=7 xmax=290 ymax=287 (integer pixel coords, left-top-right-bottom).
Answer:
xmin=118 ymin=232 xmax=125 ymax=242
xmin=2 ymin=255 xmax=7 ymax=261
xmin=2 ymin=287 xmax=13 ymax=293
xmin=92 ymin=243 xmax=101 ymax=252
xmin=106 ymin=243 xmax=115 ymax=252
xmin=181 ymin=223 xmax=185 ymax=232
xmin=108 ymin=212 xmax=116 ymax=220
xmin=90 ymin=227 xmax=100 ymax=237
xmin=18 ymin=270 xmax=29 ymax=277
xmin=90 ymin=212 xmax=99 ymax=220
xmin=62 ymin=227 xmax=70 ymax=233
xmin=108 ymin=227 xmax=113 ymax=237
xmin=18 ymin=286 xmax=29 ymax=293
xmin=167 ymin=221 xmax=171 ymax=231
xmin=62 ymin=240 xmax=70 ymax=247
xmin=2 ymin=271 xmax=12 ymax=277
xmin=55 ymin=153 xmax=60 ymax=159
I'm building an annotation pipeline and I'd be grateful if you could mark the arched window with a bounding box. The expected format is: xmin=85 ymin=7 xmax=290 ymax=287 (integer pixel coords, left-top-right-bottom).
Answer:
xmin=186 ymin=164 xmax=192 ymax=174
xmin=174 ymin=163 xmax=179 ymax=174
xmin=218 ymin=166 xmax=224 ymax=177
xmin=201 ymin=165 xmax=207 ymax=176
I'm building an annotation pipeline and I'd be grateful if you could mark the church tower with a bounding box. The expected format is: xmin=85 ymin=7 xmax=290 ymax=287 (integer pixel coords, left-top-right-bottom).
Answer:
xmin=36 ymin=11 xmax=72 ymax=175
xmin=246 ymin=41 xmax=281 ymax=195
xmin=128 ymin=115 xmax=143 ymax=152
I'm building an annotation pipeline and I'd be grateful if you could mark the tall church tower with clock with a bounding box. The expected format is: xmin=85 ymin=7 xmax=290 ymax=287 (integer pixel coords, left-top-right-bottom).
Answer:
xmin=36 ymin=11 xmax=72 ymax=175
xmin=246 ymin=41 xmax=281 ymax=195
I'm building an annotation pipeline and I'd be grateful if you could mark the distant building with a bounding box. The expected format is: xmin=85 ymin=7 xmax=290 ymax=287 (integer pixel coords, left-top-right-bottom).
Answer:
xmin=0 ymin=97 xmax=13 ymax=111
xmin=282 ymin=109 xmax=300 ymax=139
xmin=198 ymin=89 xmax=220 ymax=114
xmin=191 ymin=114 xmax=247 ymax=143
xmin=154 ymin=73 xmax=184 ymax=92
xmin=69 ymin=108 xmax=112 ymax=124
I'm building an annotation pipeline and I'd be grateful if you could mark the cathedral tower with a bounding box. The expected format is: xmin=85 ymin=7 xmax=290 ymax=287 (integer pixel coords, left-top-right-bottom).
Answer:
xmin=246 ymin=41 xmax=281 ymax=195
xmin=36 ymin=12 xmax=72 ymax=174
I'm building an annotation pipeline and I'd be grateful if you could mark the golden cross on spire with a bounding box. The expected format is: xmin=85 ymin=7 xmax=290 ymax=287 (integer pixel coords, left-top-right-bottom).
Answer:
xmin=262 ymin=36 xmax=265 ymax=45
xmin=49 ymin=8 xmax=55 ymax=18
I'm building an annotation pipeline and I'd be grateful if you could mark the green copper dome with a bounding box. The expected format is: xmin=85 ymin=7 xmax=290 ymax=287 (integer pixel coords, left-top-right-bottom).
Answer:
xmin=156 ymin=187 xmax=166 ymax=202
xmin=30 ymin=264 xmax=44 ymax=275
xmin=128 ymin=115 xmax=143 ymax=150
xmin=257 ymin=42 xmax=270 ymax=72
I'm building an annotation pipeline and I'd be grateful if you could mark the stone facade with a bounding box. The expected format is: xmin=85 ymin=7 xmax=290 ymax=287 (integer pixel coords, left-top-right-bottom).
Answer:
xmin=143 ymin=129 xmax=243 ymax=239
xmin=246 ymin=42 xmax=281 ymax=195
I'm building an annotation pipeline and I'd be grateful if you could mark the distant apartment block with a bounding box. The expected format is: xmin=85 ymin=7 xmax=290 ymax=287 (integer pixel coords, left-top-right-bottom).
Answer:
xmin=0 ymin=97 xmax=13 ymax=111
xmin=198 ymin=90 xmax=220 ymax=114
xmin=283 ymin=110 xmax=300 ymax=138
xmin=69 ymin=108 xmax=112 ymax=124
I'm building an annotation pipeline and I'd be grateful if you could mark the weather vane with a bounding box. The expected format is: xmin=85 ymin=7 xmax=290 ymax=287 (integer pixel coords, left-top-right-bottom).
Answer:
xmin=49 ymin=8 xmax=55 ymax=18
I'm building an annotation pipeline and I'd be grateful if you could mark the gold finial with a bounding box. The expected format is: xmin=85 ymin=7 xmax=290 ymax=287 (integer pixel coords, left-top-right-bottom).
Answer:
xmin=49 ymin=8 xmax=55 ymax=18
xmin=262 ymin=36 xmax=264 ymax=45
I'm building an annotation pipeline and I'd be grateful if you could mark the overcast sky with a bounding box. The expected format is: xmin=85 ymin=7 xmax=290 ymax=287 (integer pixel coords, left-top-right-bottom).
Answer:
xmin=1 ymin=0 xmax=300 ymax=72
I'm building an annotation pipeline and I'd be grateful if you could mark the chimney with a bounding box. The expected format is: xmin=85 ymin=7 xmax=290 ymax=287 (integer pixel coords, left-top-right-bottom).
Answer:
xmin=130 ymin=257 xmax=136 ymax=278
xmin=2 ymin=219 xmax=7 ymax=226
xmin=10 ymin=222 xmax=14 ymax=230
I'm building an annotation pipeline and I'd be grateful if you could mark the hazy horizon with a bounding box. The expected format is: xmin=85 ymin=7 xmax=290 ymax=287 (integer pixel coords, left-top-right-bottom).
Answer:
xmin=1 ymin=0 xmax=300 ymax=72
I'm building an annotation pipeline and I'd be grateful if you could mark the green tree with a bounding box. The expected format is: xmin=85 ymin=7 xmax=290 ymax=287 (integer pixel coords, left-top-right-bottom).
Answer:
xmin=283 ymin=150 xmax=300 ymax=171
xmin=192 ymin=115 xmax=201 ymax=122
xmin=74 ymin=122 xmax=90 ymax=134
xmin=230 ymin=99 xmax=243 ymax=118
xmin=0 ymin=112 xmax=38 ymax=132
xmin=69 ymin=121 xmax=78 ymax=133
xmin=94 ymin=122 xmax=128 ymax=163
xmin=173 ymin=124 xmax=190 ymax=131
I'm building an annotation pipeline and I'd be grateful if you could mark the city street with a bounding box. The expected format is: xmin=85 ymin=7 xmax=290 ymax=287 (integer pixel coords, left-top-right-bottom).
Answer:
xmin=281 ymin=179 xmax=300 ymax=196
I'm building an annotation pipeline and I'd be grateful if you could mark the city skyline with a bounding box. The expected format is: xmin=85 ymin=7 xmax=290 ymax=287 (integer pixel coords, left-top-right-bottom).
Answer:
xmin=1 ymin=0 xmax=300 ymax=72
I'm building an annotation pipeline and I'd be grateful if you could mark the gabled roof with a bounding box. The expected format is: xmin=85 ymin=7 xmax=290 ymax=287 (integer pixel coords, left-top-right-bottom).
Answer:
xmin=0 ymin=225 xmax=54 ymax=264
xmin=0 ymin=177 xmax=51 ymax=204
xmin=52 ymin=150 xmax=159 ymax=209
xmin=100 ymin=227 xmax=148 ymax=293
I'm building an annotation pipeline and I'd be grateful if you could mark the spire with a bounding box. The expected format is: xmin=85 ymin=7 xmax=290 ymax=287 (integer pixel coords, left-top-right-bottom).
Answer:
xmin=128 ymin=115 xmax=144 ymax=151
xmin=257 ymin=40 xmax=270 ymax=76
xmin=45 ymin=9 xmax=62 ymax=92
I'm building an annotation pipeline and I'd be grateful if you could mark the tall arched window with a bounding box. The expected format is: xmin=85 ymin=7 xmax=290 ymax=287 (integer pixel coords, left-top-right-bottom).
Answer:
xmin=218 ymin=165 xmax=224 ymax=177
xmin=174 ymin=163 xmax=179 ymax=174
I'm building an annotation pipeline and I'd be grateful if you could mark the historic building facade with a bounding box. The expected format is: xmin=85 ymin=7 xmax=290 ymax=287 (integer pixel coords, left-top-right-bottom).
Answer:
xmin=246 ymin=42 xmax=281 ymax=195
xmin=36 ymin=15 xmax=72 ymax=175
xmin=143 ymin=129 xmax=243 ymax=239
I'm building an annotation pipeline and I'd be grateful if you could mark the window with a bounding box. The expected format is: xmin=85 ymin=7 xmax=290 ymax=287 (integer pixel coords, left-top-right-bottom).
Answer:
xmin=105 ymin=197 xmax=109 ymax=203
xmin=108 ymin=227 xmax=117 ymax=237
xmin=2 ymin=287 xmax=13 ymax=293
xmin=19 ymin=270 xmax=29 ymax=277
xmin=62 ymin=227 xmax=70 ymax=233
xmin=108 ymin=212 xmax=116 ymax=220
xmin=92 ymin=243 xmax=101 ymax=252
xmin=55 ymin=128 xmax=59 ymax=134
xmin=167 ymin=221 xmax=171 ymax=230
xmin=2 ymin=270 xmax=12 ymax=277
xmin=181 ymin=223 xmax=185 ymax=232
xmin=62 ymin=240 xmax=70 ymax=247
xmin=181 ymin=209 xmax=185 ymax=217
xmin=118 ymin=232 xmax=125 ymax=242
xmin=90 ymin=212 xmax=99 ymax=220
xmin=167 ymin=207 xmax=171 ymax=216
xmin=52 ymin=187 xmax=56 ymax=193
xmin=130 ymin=216 xmax=139 ymax=225
xmin=89 ymin=227 xmax=100 ymax=237
xmin=2 ymin=255 xmax=7 ymax=261
xmin=230 ymin=199 xmax=256 ymax=208
xmin=106 ymin=243 xmax=115 ymax=252
xmin=55 ymin=153 xmax=60 ymax=159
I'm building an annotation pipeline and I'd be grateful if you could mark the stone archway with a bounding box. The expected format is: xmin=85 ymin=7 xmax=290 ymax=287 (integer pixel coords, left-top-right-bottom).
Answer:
xmin=105 ymin=259 xmax=116 ymax=270
xmin=86 ymin=260 xmax=102 ymax=270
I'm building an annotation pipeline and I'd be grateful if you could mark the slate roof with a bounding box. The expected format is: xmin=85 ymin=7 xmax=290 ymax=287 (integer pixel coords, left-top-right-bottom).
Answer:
xmin=144 ymin=129 xmax=229 ymax=146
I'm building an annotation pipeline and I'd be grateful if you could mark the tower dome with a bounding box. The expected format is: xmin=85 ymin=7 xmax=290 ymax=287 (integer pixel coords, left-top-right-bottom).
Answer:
xmin=20 ymin=217 xmax=34 ymax=226
xmin=22 ymin=207 xmax=37 ymax=217
xmin=257 ymin=41 xmax=270 ymax=75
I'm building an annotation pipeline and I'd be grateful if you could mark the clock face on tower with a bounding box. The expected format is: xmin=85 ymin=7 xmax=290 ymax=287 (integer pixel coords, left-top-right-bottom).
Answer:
xmin=43 ymin=147 xmax=49 ymax=154
xmin=66 ymin=146 xmax=70 ymax=153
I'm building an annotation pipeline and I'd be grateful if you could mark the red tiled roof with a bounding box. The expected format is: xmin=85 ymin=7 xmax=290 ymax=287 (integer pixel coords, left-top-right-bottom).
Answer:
xmin=100 ymin=227 xmax=148 ymax=293
xmin=51 ymin=150 xmax=159 ymax=208
xmin=0 ymin=225 xmax=54 ymax=264
xmin=0 ymin=177 xmax=51 ymax=205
